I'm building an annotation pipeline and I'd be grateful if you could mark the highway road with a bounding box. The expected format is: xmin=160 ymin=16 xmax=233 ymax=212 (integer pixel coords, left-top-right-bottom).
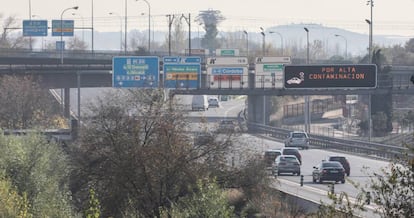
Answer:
xmin=65 ymin=89 xmax=388 ymax=216
xmin=194 ymin=97 xmax=389 ymax=217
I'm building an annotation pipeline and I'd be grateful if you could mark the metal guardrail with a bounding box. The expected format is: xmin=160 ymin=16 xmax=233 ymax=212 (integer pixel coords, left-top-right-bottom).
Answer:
xmin=247 ymin=122 xmax=410 ymax=160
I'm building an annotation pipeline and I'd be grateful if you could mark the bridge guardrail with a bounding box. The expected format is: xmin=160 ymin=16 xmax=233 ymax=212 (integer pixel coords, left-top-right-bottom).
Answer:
xmin=247 ymin=122 xmax=410 ymax=160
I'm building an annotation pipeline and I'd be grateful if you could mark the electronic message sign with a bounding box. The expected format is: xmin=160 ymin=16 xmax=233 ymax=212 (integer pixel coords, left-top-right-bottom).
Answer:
xmin=284 ymin=64 xmax=377 ymax=89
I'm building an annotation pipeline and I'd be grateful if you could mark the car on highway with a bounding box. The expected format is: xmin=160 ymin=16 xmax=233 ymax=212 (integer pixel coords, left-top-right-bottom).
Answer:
xmin=264 ymin=149 xmax=282 ymax=170
xmin=208 ymin=97 xmax=220 ymax=108
xmin=326 ymin=155 xmax=350 ymax=176
xmin=312 ymin=160 xmax=346 ymax=184
xmin=194 ymin=132 xmax=214 ymax=147
xmin=218 ymin=119 xmax=238 ymax=132
xmin=272 ymin=155 xmax=301 ymax=176
xmin=284 ymin=131 xmax=310 ymax=149
xmin=281 ymin=147 xmax=302 ymax=165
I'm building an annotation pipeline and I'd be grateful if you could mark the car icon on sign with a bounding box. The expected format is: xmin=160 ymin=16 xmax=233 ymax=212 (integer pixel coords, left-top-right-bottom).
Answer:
xmin=286 ymin=77 xmax=303 ymax=84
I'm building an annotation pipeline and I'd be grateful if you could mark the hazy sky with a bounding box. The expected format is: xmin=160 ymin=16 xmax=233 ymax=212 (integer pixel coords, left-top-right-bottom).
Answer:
xmin=4 ymin=0 xmax=414 ymax=36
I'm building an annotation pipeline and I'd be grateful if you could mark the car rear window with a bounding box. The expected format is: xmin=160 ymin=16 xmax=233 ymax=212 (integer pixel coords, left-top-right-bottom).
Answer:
xmin=281 ymin=156 xmax=298 ymax=162
xmin=323 ymin=162 xmax=342 ymax=168
xmin=283 ymin=149 xmax=298 ymax=155
xmin=292 ymin=133 xmax=306 ymax=138
xmin=330 ymin=157 xmax=345 ymax=162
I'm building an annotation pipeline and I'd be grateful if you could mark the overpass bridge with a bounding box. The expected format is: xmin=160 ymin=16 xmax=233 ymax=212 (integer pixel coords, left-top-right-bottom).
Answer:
xmin=1 ymin=53 xmax=414 ymax=124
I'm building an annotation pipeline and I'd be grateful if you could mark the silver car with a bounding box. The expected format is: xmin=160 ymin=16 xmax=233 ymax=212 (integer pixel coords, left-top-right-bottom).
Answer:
xmin=284 ymin=131 xmax=310 ymax=149
xmin=273 ymin=155 xmax=301 ymax=176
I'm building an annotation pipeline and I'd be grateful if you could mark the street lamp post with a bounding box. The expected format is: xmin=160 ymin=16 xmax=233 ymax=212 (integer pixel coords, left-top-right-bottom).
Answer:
xmin=259 ymin=27 xmax=267 ymax=124
xmin=32 ymin=15 xmax=45 ymax=50
xmin=334 ymin=34 xmax=347 ymax=59
xmin=124 ymin=0 xmax=128 ymax=54
xmin=367 ymin=0 xmax=374 ymax=63
xmin=181 ymin=13 xmax=191 ymax=55
xmin=260 ymin=27 xmax=265 ymax=56
xmin=269 ymin=31 xmax=284 ymax=55
xmin=304 ymin=27 xmax=310 ymax=133
xmin=109 ymin=12 xmax=123 ymax=52
xmin=72 ymin=13 xmax=85 ymax=42
xmin=365 ymin=19 xmax=372 ymax=62
xmin=365 ymin=18 xmax=373 ymax=141
xmin=167 ymin=14 xmax=175 ymax=56
xmin=91 ymin=0 xmax=94 ymax=54
xmin=137 ymin=0 xmax=151 ymax=53
xmin=28 ymin=0 xmax=32 ymax=51
xmin=60 ymin=6 xmax=79 ymax=64
xmin=243 ymin=30 xmax=248 ymax=57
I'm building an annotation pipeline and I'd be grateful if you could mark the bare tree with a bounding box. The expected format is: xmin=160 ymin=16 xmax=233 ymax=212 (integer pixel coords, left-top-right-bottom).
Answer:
xmin=0 ymin=14 xmax=30 ymax=49
xmin=70 ymin=89 xmax=237 ymax=217
xmin=0 ymin=75 xmax=62 ymax=129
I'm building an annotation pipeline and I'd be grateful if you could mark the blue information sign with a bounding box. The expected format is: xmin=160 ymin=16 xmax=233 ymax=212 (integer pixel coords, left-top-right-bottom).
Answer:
xmin=23 ymin=20 xmax=48 ymax=36
xmin=52 ymin=20 xmax=75 ymax=36
xmin=112 ymin=56 xmax=159 ymax=88
xmin=163 ymin=56 xmax=201 ymax=89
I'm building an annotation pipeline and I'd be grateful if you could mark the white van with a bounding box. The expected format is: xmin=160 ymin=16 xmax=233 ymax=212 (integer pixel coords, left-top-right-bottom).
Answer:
xmin=192 ymin=95 xmax=209 ymax=111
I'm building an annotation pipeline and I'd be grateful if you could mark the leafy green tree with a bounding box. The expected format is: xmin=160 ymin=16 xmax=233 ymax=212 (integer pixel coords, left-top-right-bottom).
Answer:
xmin=196 ymin=9 xmax=225 ymax=53
xmin=360 ymin=145 xmax=414 ymax=218
xmin=0 ymin=134 xmax=77 ymax=217
xmin=0 ymin=174 xmax=32 ymax=218
xmin=85 ymin=188 xmax=101 ymax=218
xmin=371 ymin=49 xmax=393 ymax=135
xmin=405 ymin=38 xmax=414 ymax=53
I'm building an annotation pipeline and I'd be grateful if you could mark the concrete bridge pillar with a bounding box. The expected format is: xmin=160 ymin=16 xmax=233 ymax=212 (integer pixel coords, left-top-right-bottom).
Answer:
xmin=64 ymin=88 xmax=71 ymax=118
xmin=247 ymin=95 xmax=269 ymax=125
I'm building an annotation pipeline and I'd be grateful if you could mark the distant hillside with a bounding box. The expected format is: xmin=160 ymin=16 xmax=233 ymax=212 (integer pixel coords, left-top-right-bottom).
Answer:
xmin=72 ymin=23 xmax=409 ymax=56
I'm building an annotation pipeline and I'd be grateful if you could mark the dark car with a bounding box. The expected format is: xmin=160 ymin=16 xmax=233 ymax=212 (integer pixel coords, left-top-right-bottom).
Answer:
xmin=284 ymin=131 xmax=309 ymax=149
xmin=281 ymin=147 xmax=302 ymax=165
xmin=273 ymin=155 xmax=301 ymax=176
xmin=264 ymin=149 xmax=282 ymax=170
xmin=312 ymin=161 xmax=346 ymax=184
xmin=218 ymin=119 xmax=238 ymax=132
xmin=327 ymin=155 xmax=350 ymax=176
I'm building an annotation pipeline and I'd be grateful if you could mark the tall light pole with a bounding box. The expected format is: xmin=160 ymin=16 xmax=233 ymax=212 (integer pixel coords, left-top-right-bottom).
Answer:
xmin=367 ymin=0 xmax=373 ymax=63
xmin=28 ymin=0 xmax=32 ymax=51
xmin=167 ymin=14 xmax=175 ymax=56
xmin=60 ymin=6 xmax=79 ymax=64
xmin=243 ymin=30 xmax=248 ymax=57
xmin=124 ymin=0 xmax=128 ymax=54
xmin=304 ymin=27 xmax=310 ymax=133
xmin=32 ymin=14 xmax=45 ymax=50
xmin=109 ymin=12 xmax=123 ymax=52
xmin=137 ymin=0 xmax=151 ymax=53
xmin=260 ymin=27 xmax=266 ymax=124
xmin=72 ymin=13 xmax=85 ymax=42
xmin=269 ymin=31 xmax=284 ymax=55
xmin=181 ymin=13 xmax=191 ymax=55
xmin=260 ymin=27 xmax=265 ymax=56
xmin=304 ymin=27 xmax=309 ymax=64
xmin=334 ymin=34 xmax=347 ymax=59
xmin=91 ymin=0 xmax=94 ymax=54
xmin=365 ymin=19 xmax=372 ymax=63
xmin=365 ymin=18 xmax=373 ymax=141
